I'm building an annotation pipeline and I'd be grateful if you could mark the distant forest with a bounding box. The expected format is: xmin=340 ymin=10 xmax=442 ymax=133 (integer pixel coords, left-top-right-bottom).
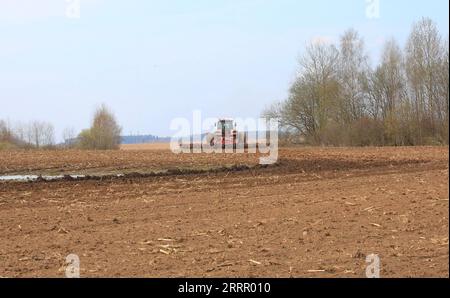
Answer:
xmin=121 ymin=135 xmax=171 ymax=144
xmin=264 ymin=18 xmax=449 ymax=146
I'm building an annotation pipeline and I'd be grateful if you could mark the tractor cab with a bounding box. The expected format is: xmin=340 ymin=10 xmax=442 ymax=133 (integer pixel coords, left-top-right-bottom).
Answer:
xmin=216 ymin=119 xmax=235 ymax=133
xmin=213 ymin=118 xmax=237 ymax=146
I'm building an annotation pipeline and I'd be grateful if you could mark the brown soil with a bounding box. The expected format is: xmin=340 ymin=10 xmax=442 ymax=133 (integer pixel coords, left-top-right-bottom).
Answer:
xmin=0 ymin=148 xmax=261 ymax=176
xmin=0 ymin=146 xmax=448 ymax=277
xmin=121 ymin=143 xmax=170 ymax=151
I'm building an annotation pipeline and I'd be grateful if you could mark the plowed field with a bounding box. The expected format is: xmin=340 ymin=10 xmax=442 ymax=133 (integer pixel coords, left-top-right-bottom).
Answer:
xmin=0 ymin=146 xmax=448 ymax=277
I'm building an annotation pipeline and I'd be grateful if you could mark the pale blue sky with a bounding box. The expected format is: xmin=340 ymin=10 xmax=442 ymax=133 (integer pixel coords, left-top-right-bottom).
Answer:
xmin=0 ymin=0 xmax=448 ymax=139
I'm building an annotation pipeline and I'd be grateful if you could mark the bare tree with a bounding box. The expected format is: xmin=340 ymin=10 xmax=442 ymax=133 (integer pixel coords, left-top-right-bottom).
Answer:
xmin=436 ymin=38 xmax=449 ymax=143
xmin=405 ymin=17 xmax=446 ymax=142
xmin=13 ymin=121 xmax=26 ymax=144
xmin=286 ymin=42 xmax=340 ymax=143
xmin=32 ymin=122 xmax=42 ymax=148
xmin=78 ymin=104 xmax=122 ymax=150
xmin=269 ymin=18 xmax=449 ymax=146
xmin=42 ymin=123 xmax=55 ymax=147
xmin=0 ymin=120 xmax=14 ymax=145
xmin=27 ymin=121 xmax=55 ymax=148
xmin=62 ymin=127 xmax=76 ymax=148
xmin=338 ymin=29 xmax=370 ymax=123
xmin=368 ymin=39 xmax=410 ymax=145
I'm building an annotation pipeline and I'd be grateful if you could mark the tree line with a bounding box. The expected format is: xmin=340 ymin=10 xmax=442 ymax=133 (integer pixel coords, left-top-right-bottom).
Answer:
xmin=264 ymin=18 xmax=449 ymax=146
xmin=0 ymin=120 xmax=55 ymax=149
xmin=0 ymin=104 xmax=122 ymax=150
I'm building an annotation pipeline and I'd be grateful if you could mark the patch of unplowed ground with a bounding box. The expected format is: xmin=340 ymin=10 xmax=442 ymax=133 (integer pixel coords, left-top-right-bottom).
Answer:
xmin=0 ymin=147 xmax=448 ymax=277
xmin=0 ymin=148 xmax=261 ymax=175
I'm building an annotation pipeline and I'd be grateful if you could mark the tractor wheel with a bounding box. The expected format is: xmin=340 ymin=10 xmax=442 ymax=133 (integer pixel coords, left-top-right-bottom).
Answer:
xmin=206 ymin=133 xmax=215 ymax=147
xmin=237 ymin=132 xmax=248 ymax=151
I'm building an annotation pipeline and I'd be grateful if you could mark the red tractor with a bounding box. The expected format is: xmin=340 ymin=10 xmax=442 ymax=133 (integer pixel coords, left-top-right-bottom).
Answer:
xmin=206 ymin=118 xmax=247 ymax=150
